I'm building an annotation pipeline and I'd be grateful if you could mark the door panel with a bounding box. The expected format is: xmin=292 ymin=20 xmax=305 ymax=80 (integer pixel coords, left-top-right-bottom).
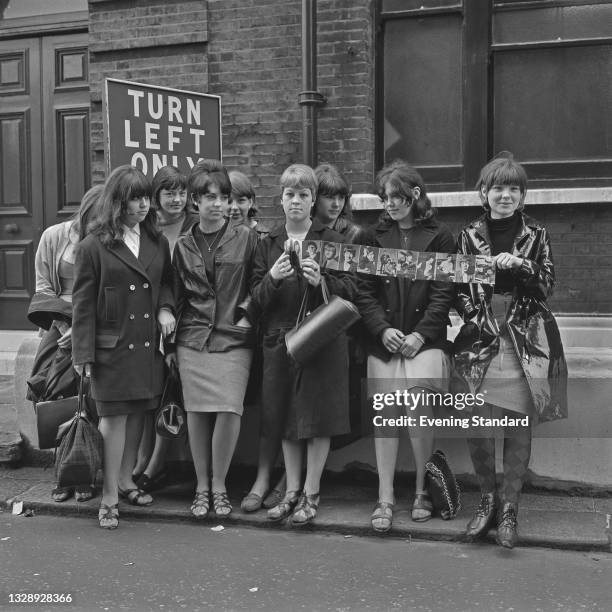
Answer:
xmin=0 ymin=37 xmax=42 ymax=329
xmin=0 ymin=33 xmax=89 ymax=329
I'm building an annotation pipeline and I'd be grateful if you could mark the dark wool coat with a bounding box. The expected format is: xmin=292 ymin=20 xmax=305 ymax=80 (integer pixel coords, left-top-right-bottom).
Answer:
xmin=454 ymin=213 xmax=568 ymax=423
xmin=72 ymin=229 xmax=174 ymax=402
xmin=355 ymin=216 xmax=456 ymax=362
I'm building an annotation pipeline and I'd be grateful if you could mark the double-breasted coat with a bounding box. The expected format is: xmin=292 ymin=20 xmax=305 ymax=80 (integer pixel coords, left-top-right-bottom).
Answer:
xmin=454 ymin=213 xmax=568 ymax=423
xmin=72 ymin=229 xmax=174 ymax=403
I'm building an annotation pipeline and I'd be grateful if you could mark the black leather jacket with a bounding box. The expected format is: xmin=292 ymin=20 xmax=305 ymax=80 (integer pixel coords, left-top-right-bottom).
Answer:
xmin=455 ymin=213 xmax=568 ymax=423
xmin=171 ymin=222 xmax=258 ymax=352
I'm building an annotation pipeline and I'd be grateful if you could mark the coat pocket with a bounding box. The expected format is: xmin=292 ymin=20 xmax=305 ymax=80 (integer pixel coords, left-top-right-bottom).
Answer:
xmin=104 ymin=287 xmax=118 ymax=322
xmin=96 ymin=334 xmax=119 ymax=349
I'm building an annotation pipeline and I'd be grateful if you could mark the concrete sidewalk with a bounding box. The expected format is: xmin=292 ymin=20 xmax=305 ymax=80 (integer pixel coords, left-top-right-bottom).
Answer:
xmin=1 ymin=464 xmax=610 ymax=553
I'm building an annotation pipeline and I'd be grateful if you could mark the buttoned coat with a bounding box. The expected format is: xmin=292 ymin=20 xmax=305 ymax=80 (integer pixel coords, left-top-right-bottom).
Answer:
xmin=72 ymin=229 xmax=174 ymax=402
xmin=355 ymin=216 xmax=456 ymax=362
xmin=454 ymin=213 xmax=568 ymax=423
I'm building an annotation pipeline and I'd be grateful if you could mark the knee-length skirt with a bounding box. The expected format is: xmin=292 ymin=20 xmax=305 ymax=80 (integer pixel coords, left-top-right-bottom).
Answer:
xmin=177 ymin=344 xmax=252 ymax=415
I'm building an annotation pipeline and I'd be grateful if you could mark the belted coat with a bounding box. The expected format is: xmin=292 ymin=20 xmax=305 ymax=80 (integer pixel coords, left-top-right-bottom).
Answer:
xmin=72 ymin=229 xmax=174 ymax=402
xmin=454 ymin=213 xmax=568 ymax=423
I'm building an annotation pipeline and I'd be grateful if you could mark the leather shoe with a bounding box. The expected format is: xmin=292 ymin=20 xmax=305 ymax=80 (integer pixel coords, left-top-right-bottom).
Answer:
xmin=240 ymin=492 xmax=264 ymax=513
xmin=496 ymin=501 xmax=519 ymax=549
xmin=465 ymin=492 xmax=497 ymax=540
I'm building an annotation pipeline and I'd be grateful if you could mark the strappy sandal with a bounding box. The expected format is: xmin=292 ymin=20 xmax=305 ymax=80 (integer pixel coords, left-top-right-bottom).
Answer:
xmin=371 ymin=501 xmax=394 ymax=533
xmin=98 ymin=504 xmax=119 ymax=530
xmin=412 ymin=492 xmax=433 ymax=522
xmin=75 ymin=485 xmax=95 ymax=503
xmin=212 ymin=491 xmax=232 ymax=517
xmin=118 ymin=487 xmax=153 ymax=506
xmin=267 ymin=490 xmax=300 ymax=522
xmin=291 ymin=493 xmax=320 ymax=526
xmin=191 ymin=491 xmax=210 ymax=519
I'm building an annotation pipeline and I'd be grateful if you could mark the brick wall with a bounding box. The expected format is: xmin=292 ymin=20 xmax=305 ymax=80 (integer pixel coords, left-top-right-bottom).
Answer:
xmin=88 ymin=0 xmax=375 ymax=223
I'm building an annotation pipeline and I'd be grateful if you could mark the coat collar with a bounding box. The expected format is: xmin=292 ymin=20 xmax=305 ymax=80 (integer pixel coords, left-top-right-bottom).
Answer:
xmin=374 ymin=216 xmax=440 ymax=252
xmin=467 ymin=212 xmax=540 ymax=256
xmin=268 ymin=218 xmax=330 ymax=243
xmin=107 ymin=229 xmax=157 ymax=280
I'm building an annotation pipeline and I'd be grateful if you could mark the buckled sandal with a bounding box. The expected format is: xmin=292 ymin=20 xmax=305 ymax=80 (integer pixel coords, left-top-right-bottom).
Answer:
xmin=411 ymin=492 xmax=433 ymax=522
xmin=118 ymin=487 xmax=153 ymax=506
xmin=371 ymin=501 xmax=394 ymax=533
xmin=212 ymin=491 xmax=233 ymax=517
xmin=267 ymin=490 xmax=300 ymax=522
xmin=190 ymin=491 xmax=210 ymax=519
xmin=291 ymin=493 xmax=320 ymax=526
xmin=98 ymin=503 xmax=119 ymax=530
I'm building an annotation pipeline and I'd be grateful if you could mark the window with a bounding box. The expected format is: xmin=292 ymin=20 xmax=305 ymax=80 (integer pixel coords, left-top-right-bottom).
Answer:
xmin=379 ymin=0 xmax=612 ymax=190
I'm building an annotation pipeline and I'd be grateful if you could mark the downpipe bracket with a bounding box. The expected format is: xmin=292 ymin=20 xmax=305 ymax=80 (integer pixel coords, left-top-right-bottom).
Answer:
xmin=298 ymin=90 xmax=327 ymax=106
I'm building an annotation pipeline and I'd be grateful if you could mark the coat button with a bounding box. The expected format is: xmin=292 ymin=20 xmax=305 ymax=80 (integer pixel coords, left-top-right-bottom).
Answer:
xmin=129 ymin=284 xmax=136 ymax=291
xmin=128 ymin=343 xmax=134 ymax=350
xmin=144 ymin=313 xmax=150 ymax=319
xmin=129 ymin=314 xmax=135 ymax=320
xmin=144 ymin=341 xmax=150 ymax=348
xmin=208 ymin=323 xmax=213 ymax=329
xmin=385 ymin=280 xmax=390 ymax=284
xmin=143 ymin=282 xmax=150 ymax=289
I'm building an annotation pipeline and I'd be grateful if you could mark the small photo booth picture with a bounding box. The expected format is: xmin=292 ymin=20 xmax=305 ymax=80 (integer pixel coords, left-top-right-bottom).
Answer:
xmin=377 ymin=249 xmax=398 ymax=277
xmin=339 ymin=244 xmax=359 ymax=272
xmin=416 ymin=252 xmax=436 ymax=280
xmin=357 ymin=245 xmax=378 ymax=274
xmin=302 ymin=240 xmax=321 ymax=264
xmin=321 ymin=241 xmax=340 ymax=270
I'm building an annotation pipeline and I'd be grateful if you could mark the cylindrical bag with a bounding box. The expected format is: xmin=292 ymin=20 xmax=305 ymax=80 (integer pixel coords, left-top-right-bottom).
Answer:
xmin=285 ymin=277 xmax=360 ymax=367
xmin=425 ymin=449 xmax=461 ymax=520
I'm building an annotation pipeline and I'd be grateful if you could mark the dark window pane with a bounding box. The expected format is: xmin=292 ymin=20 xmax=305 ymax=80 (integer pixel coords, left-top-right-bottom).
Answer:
xmin=493 ymin=45 xmax=612 ymax=161
xmin=383 ymin=15 xmax=462 ymax=165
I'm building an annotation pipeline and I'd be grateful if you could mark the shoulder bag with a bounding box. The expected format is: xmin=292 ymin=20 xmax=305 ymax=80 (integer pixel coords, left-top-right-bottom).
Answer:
xmin=425 ymin=449 xmax=461 ymax=520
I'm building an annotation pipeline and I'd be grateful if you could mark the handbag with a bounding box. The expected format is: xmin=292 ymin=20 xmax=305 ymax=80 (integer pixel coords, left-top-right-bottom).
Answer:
xmin=35 ymin=395 xmax=80 ymax=450
xmin=55 ymin=377 xmax=104 ymax=488
xmin=425 ymin=449 xmax=461 ymax=520
xmin=285 ymin=276 xmax=360 ymax=367
xmin=155 ymin=364 xmax=187 ymax=439
xmin=451 ymin=285 xmax=500 ymax=395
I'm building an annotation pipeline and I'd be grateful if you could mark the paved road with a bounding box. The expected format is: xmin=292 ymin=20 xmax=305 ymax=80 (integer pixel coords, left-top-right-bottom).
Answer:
xmin=0 ymin=513 xmax=610 ymax=612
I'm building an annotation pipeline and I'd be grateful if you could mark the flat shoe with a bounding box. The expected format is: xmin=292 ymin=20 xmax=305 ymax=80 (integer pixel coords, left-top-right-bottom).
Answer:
xmin=98 ymin=503 xmax=119 ymax=529
xmin=371 ymin=501 xmax=394 ymax=533
xmin=412 ymin=492 xmax=433 ymax=522
xmin=135 ymin=469 xmax=169 ymax=493
xmin=75 ymin=485 xmax=95 ymax=503
xmin=240 ymin=492 xmax=264 ymax=513
xmin=118 ymin=487 xmax=153 ymax=506
xmin=51 ymin=486 xmax=73 ymax=503
xmin=191 ymin=491 xmax=210 ymax=519
xmin=212 ymin=491 xmax=232 ymax=517
xmin=267 ymin=490 xmax=300 ymax=522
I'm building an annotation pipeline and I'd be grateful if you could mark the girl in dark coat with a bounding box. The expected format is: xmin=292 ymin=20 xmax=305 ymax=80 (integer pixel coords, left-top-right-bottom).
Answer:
xmin=455 ymin=153 xmax=567 ymax=548
xmin=249 ymin=164 xmax=355 ymax=526
xmin=356 ymin=161 xmax=455 ymax=532
xmin=72 ymin=165 xmax=175 ymax=529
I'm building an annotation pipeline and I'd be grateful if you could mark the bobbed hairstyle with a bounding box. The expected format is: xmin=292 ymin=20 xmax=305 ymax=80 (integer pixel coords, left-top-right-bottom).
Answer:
xmin=476 ymin=151 xmax=528 ymax=211
xmin=229 ymin=170 xmax=258 ymax=218
xmin=152 ymin=165 xmax=187 ymax=209
xmin=279 ymin=164 xmax=317 ymax=202
xmin=188 ymin=158 xmax=231 ymax=206
xmin=73 ymin=183 xmax=104 ymax=242
xmin=91 ymin=165 xmax=158 ymax=246
xmin=313 ymin=163 xmax=353 ymax=220
xmin=375 ymin=160 xmax=434 ymax=223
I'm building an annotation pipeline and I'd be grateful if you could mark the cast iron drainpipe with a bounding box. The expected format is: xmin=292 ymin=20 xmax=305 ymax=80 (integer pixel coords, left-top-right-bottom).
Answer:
xmin=298 ymin=0 xmax=326 ymax=167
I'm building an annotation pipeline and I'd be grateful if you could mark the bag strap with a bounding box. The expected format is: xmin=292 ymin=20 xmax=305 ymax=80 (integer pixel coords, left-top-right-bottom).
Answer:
xmin=294 ymin=276 xmax=331 ymax=327
xmin=76 ymin=375 xmax=86 ymax=416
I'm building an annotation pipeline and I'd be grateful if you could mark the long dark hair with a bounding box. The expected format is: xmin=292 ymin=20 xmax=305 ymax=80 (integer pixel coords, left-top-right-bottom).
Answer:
xmin=90 ymin=165 xmax=159 ymax=246
xmin=72 ymin=184 xmax=104 ymax=241
xmin=375 ymin=160 xmax=434 ymax=224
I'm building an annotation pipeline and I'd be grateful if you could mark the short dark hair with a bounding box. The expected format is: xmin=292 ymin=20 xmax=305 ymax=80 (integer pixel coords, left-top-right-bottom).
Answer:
xmin=188 ymin=159 xmax=231 ymax=205
xmin=229 ymin=170 xmax=258 ymax=218
xmin=313 ymin=163 xmax=352 ymax=220
xmin=476 ymin=152 xmax=528 ymax=211
xmin=152 ymin=166 xmax=187 ymax=209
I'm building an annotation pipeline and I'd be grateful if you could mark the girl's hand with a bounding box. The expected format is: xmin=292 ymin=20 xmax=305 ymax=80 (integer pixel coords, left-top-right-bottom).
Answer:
xmin=270 ymin=252 xmax=295 ymax=281
xmin=301 ymin=259 xmax=321 ymax=287
xmin=74 ymin=363 xmax=92 ymax=377
xmin=158 ymin=308 xmax=176 ymax=338
xmin=381 ymin=328 xmax=405 ymax=353
xmin=495 ymin=252 xmax=523 ymax=270
xmin=398 ymin=333 xmax=424 ymax=359
xmin=165 ymin=353 xmax=177 ymax=370
xmin=57 ymin=326 xmax=72 ymax=350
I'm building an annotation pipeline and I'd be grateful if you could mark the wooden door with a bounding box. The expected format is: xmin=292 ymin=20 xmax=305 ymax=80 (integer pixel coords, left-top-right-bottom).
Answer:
xmin=0 ymin=32 xmax=89 ymax=329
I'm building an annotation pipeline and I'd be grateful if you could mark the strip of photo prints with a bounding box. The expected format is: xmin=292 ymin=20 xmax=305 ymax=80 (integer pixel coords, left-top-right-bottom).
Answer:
xmin=294 ymin=240 xmax=496 ymax=285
